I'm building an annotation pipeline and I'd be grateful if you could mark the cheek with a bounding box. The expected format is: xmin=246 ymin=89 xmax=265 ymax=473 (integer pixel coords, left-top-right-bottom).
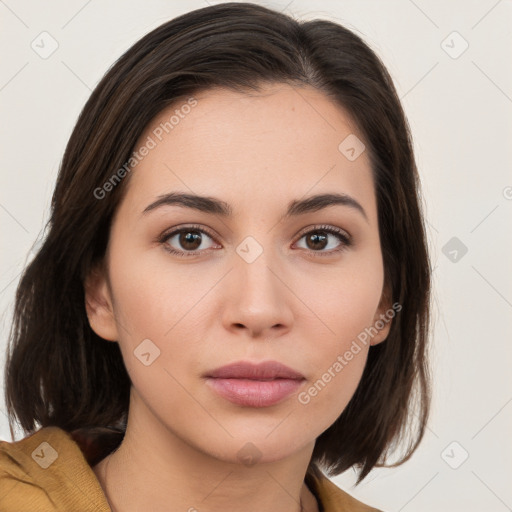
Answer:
xmin=296 ymin=251 xmax=384 ymax=347
xmin=108 ymin=242 xmax=198 ymax=340
xmin=106 ymin=244 xmax=207 ymax=387
xmin=291 ymin=257 xmax=382 ymax=425
xmin=297 ymin=347 xmax=367 ymax=434
xmin=296 ymin=287 xmax=374 ymax=425
xmin=294 ymin=284 xmax=375 ymax=434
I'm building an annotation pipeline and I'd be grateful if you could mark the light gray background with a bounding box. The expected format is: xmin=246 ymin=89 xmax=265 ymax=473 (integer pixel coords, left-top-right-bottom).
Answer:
xmin=1 ymin=1 xmax=511 ymax=511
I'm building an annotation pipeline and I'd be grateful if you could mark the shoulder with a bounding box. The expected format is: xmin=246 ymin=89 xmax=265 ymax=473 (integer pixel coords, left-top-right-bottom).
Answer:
xmin=0 ymin=426 xmax=110 ymax=512
xmin=308 ymin=469 xmax=384 ymax=512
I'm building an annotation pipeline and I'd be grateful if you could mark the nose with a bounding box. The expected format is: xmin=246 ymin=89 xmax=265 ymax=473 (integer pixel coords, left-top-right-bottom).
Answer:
xmin=222 ymin=244 xmax=293 ymax=340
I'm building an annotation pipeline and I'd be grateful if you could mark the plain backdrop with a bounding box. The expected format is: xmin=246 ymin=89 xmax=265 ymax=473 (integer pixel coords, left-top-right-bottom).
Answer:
xmin=1 ymin=1 xmax=511 ymax=511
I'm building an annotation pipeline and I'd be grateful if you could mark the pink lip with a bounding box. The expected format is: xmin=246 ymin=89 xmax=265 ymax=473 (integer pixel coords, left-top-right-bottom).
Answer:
xmin=205 ymin=361 xmax=305 ymax=408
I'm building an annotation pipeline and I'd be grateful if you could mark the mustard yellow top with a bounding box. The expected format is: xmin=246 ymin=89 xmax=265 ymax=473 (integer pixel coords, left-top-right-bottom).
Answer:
xmin=0 ymin=426 xmax=382 ymax=511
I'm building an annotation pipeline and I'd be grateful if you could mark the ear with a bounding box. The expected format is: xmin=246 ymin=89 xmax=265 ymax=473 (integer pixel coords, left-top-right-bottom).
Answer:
xmin=369 ymin=280 xmax=394 ymax=346
xmin=84 ymin=261 xmax=118 ymax=342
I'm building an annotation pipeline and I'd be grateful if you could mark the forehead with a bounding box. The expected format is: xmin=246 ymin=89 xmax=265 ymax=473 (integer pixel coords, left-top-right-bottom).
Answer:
xmin=119 ymin=83 xmax=376 ymax=222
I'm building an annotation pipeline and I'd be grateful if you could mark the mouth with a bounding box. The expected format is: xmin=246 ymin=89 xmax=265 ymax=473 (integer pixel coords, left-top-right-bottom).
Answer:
xmin=204 ymin=360 xmax=305 ymax=408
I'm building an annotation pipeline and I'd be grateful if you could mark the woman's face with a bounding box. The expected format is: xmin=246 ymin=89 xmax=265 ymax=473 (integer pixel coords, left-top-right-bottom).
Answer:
xmin=86 ymin=83 xmax=392 ymax=464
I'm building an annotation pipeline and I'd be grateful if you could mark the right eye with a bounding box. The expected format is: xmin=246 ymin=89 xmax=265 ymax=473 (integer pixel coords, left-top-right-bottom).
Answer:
xmin=159 ymin=224 xmax=220 ymax=257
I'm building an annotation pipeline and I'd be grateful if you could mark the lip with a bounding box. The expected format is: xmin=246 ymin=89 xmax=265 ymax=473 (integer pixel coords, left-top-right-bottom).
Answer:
xmin=206 ymin=360 xmax=305 ymax=380
xmin=205 ymin=360 xmax=305 ymax=408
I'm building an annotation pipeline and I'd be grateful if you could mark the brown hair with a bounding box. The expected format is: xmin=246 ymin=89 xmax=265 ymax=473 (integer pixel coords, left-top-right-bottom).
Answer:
xmin=4 ymin=2 xmax=431 ymax=483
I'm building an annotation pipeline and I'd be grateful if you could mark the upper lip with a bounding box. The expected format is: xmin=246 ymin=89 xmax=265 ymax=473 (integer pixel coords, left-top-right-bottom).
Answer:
xmin=206 ymin=361 xmax=305 ymax=380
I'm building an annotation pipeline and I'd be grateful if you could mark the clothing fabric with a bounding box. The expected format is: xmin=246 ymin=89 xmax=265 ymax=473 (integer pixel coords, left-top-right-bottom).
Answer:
xmin=0 ymin=426 xmax=382 ymax=511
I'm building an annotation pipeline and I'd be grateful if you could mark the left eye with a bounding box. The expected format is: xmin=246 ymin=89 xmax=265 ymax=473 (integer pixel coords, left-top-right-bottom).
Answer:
xmin=294 ymin=227 xmax=351 ymax=254
xmin=160 ymin=224 xmax=351 ymax=257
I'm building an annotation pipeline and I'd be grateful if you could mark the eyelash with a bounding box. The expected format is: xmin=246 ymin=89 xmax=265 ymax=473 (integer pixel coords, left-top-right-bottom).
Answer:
xmin=158 ymin=224 xmax=352 ymax=259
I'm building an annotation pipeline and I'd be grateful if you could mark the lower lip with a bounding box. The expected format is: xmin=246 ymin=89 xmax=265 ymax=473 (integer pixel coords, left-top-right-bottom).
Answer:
xmin=206 ymin=378 xmax=304 ymax=407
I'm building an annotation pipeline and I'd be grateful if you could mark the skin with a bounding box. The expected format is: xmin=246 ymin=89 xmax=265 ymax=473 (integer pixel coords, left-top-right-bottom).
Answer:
xmin=86 ymin=83 xmax=392 ymax=512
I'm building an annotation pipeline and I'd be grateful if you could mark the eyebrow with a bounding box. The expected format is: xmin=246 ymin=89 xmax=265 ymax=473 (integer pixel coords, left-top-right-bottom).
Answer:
xmin=142 ymin=191 xmax=368 ymax=222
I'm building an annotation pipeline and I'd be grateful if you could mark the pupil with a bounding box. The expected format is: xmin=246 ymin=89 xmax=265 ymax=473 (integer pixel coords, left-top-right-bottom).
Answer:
xmin=181 ymin=231 xmax=201 ymax=250
xmin=308 ymin=233 xmax=327 ymax=250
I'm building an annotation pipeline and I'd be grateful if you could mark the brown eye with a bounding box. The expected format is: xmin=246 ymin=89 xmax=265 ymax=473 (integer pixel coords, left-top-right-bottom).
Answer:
xmin=294 ymin=225 xmax=352 ymax=257
xmin=304 ymin=232 xmax=329 ymax=251
xmin=177 ymin=230 xmax=203 ymax=250
xmin=160 ymin=225 xmax=218 ymax=257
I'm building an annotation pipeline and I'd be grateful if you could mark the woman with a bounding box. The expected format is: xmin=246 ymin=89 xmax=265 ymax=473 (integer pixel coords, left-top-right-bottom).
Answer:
xmin=1 ymin=3 xmax=431 ymax=511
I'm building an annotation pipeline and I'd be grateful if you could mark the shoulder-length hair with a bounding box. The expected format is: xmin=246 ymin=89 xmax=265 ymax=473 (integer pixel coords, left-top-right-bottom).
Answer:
xmin=4 ymin=2 xmax=431 ymax=483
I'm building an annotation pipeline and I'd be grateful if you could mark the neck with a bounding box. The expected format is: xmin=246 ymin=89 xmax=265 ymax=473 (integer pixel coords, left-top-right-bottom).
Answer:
xmin=92 ymin=408 xmax=319 ymax=512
